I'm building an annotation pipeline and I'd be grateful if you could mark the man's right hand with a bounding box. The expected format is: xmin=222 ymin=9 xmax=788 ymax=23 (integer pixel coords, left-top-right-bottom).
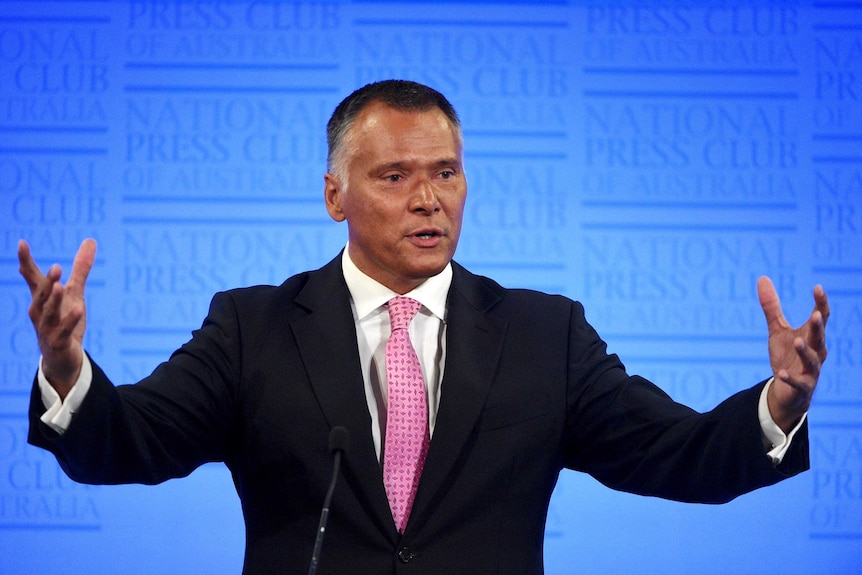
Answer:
xmin=18 ymin=238 xmax=97 ymax=400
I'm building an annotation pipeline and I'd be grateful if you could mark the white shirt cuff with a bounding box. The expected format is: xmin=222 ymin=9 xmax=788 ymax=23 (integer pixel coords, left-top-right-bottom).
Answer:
xmin=758 ymin=377 xmax=807 ymax=465
xmin=38 ymin=351 xmax=93 ymax=435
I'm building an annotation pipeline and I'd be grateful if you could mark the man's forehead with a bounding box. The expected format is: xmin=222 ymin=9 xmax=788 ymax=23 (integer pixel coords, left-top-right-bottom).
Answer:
xmin=351 ymin=105 xmax=458 ymax=145
xmin=353 ymin=101 xmax=454 ymax=130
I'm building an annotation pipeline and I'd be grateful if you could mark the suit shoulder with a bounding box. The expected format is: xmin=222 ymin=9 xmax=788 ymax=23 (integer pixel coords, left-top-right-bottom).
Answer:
xmin=218 ymin=270 xmax=313 ymax=302
xmin=217 ymin=254 xmax=342 ymax=304
xmin=452 ymin=261 xmax=583 ymax=316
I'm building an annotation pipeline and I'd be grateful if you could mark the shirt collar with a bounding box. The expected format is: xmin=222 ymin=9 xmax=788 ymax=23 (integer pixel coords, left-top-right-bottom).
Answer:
xmin=341 ymin=245 xmax=452 ymax=322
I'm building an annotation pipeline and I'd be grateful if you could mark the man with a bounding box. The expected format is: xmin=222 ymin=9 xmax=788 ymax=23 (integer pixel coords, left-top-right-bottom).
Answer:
xmin=19 ymin=80 xmax=829 ymax=574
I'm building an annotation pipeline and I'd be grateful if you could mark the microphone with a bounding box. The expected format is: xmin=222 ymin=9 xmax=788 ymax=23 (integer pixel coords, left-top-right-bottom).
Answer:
xmin=307 ymin=426 xmax=350 ymax=575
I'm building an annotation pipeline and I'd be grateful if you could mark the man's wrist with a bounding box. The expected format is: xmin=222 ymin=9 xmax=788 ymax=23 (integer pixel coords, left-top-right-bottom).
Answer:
xmin=41 ymin=348 xmax=85 ymax=400
xmin=759 ymin=378 xmax=807 ymax=464
xmin=38 ymin=351 xmax=92 ymax=435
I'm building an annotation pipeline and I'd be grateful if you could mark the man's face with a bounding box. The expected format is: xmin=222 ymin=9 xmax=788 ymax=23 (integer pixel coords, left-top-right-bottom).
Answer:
xmin=325 ymin=101 xmax=467 ymax=294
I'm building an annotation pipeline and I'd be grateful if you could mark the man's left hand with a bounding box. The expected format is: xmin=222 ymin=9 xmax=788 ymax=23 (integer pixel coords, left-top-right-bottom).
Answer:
xmin=758 ymin=276 xmax=830 ymax=433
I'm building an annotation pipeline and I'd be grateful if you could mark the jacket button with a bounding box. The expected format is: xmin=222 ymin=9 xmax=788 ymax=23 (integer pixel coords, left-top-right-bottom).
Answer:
xmin=397 ymin=547 xmax=415 ymax=563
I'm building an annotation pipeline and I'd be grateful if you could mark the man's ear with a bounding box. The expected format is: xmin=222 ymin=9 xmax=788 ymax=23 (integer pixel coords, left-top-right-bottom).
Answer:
xmin=324 ymin=173 xmax=346 ymax=222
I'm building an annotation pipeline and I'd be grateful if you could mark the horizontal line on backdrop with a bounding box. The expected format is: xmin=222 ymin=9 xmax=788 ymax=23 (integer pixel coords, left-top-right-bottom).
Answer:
xmin=581 ymin=200 xmax=797 ymax=210
xmin=120 ymin=327 xmax=192 ymax=336
xmin=810 ymin=421 xmax=862 ymax=429
xmin=815 ymin=401 xmax=862 ymax=408
xmin=456 ymin=262 xmax=565 ymax=271
xmin=121 ymin=216 xmax=331 ymax=226
xmin=0 ymin=279 xmax=102 ymax=288
xmin=0 ymin=256 xmax=105 ymax=266
xmin=622 ymin=356 xmax=764 ymax=364
xmin=467 ymin=151 xmax=567 ymax=160
xmin=583 ymin=90 xmax=798 ymax=100
xmin=120 ymin=349 xmax=175 ymax=357
xmin=122 ymin=195 xmax=319 ymax=204
xmin=811 ymin=266 xmax=862 ymax=274
xmin=580 ymin=222 xmax=796 ymax=233
xmin=125 ymin=62 xmax=339 ymax=71
xmin=602 ymin=334 xmax=763 ymax=343
xmin=812 ymin=133 xmax=862 ymax=141
xmin=0 ymin=126 xmax=108 ymax=134
xmin=0 ymin=523 xmax=101 ymax=531
xmin=352 ymin=18 xmax=567 ymax=28
xmin=812 ymin=156 xmax=862 ymax=164
xmin=813 ymin=23 xmax=862 ymax=30
xmin=583 ymin=67 xmax=798 ymax=77
xmin=0 ymin=147 xmax=107 ymax=155
xmin=0 ymin=16 xmax=110 ymax=24
xmin=809 ymin=532 xmax=862 ymax=541
xmin=465 ymin=130 xmax=567 ymax=139
xmin=123 ymin=85 xmax=339 ymax=94
xmin=353 ymin=0 xmax=567 ymax=4
xmin=812 ymin=2 xmax=862 ymax=9
xmin=825 ymin=289 xmax=862 ymax=298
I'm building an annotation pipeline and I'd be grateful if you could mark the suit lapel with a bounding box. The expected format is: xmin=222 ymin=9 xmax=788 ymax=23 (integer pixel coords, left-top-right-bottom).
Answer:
xmin=289 ymin=258 xmax=508 ymax=539
xmin=407 ymin=263 xmax=507 ymax=533
xmin=289 ymin=256 xmax=396 ymax=539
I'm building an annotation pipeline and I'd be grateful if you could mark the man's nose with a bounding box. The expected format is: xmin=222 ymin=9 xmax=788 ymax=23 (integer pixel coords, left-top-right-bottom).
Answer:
xmin=412 ymin=178 xmax=440 ymax=213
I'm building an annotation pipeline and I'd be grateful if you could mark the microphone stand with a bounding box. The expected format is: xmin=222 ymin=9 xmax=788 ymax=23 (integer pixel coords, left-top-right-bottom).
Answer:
xmin=307 ymin=427 xmax=350 ymax=575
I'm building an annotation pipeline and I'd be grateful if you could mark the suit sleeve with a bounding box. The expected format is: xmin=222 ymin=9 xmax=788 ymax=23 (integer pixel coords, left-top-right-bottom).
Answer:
xmin=559 ymin=300 xmax=809 ymax=504
xmin=27 ymin=291 xmax=244 ymax=486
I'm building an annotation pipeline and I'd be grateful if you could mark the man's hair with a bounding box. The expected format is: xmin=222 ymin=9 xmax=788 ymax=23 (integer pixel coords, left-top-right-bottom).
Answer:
xmin=326 ymin=79 xmax=462 ymax=178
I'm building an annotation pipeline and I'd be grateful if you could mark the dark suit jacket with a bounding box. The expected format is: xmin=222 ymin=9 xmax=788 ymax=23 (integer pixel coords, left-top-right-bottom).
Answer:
xmin=29 ymin=255 xmax=809 ymax=574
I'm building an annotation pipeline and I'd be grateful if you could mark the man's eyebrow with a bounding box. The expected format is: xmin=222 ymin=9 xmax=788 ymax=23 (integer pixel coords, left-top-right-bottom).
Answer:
xmin=429 ymin=158 xmax=463 ymax=171
xmin=374 ymin=161 xmax=408 ymax=172
xmin=375 ymin=158 xmax=462 ymax=172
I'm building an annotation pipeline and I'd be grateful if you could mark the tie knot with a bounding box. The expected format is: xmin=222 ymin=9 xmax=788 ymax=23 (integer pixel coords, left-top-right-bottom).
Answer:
xmin=387 ymin=296 xmax=421 ymax=331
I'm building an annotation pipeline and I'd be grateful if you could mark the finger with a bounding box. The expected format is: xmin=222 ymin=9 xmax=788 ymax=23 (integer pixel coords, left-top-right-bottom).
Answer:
xmin=757 ymin=276 xmax=789 ymax=330
xmin=41 ymin=303 xmax=85 ymax=352
xmin=17 ymin=240 xmax=45 ymax=292
xmin=67 ymin=238 xmax=97 ymax=291
xmin=28 ymin=263 xmax=63 ymax=322
xmin=806 ymin=308 xmax=827 ymax=357
xmin=786 ymin=336 xmax=822 ymax=384
xmin=813 ymin=284 xmax=830 ymax=327
xmin=775 ymin=340 xmax=818 ymax=387
xmin=39 ymin=280 xmax=66 ymax=330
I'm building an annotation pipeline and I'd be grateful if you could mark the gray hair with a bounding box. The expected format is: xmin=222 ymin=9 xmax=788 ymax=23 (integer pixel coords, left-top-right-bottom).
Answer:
xmin=326 ymin=79 xmax=462 ymax=181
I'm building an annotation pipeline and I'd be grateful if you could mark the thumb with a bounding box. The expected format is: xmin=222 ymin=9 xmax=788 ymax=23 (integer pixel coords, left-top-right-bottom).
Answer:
xmin=68 ymin=238 xmax=97 ymax=290
xmin=757 ymin=276 xmax=788 ymax=331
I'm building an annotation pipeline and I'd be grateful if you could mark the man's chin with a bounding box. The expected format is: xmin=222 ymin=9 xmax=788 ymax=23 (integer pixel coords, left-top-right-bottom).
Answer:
xmin=409 ymin=263 xmax=448 ymax=281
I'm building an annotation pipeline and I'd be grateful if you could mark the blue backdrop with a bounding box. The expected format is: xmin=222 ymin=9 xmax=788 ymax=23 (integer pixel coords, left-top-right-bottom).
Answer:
xmin=1 ymin=1 xmax=860 ymax=573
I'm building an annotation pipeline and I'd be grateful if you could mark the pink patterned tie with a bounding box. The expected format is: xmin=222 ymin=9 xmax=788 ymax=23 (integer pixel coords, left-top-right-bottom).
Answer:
xmin=383 ymin=296 xmax=429 ymax=533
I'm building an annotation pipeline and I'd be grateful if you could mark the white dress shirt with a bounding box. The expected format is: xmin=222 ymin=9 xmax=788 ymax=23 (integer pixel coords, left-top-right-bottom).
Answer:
xmin=340 ymin=248 xmax=451 ymax=460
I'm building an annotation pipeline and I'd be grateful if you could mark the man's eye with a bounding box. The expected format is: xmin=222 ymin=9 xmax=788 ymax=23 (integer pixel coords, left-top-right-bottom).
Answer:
xmin=440 ymin=170 xmax=455 ymax=179
xmin=385 ymin=174 xmax=402 ymax=182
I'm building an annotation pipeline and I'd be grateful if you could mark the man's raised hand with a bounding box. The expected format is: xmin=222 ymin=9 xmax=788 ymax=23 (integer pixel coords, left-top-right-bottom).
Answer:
xmin=758 ymin=276 xmax=830 ymax=433
xmin=18 ymin=238 xmax=97 ymax=399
